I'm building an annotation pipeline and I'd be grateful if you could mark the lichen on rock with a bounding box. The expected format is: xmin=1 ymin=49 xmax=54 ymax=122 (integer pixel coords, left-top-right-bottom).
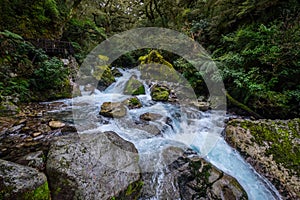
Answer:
xmin=0 ymin=159 xmax=50 ymax=200
xmin=46 ymin=132 xmax=141 ymax=200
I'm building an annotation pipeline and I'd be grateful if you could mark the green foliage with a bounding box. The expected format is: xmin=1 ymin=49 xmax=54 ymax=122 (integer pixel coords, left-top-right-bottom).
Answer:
xmin=0 ymin=0 xmax=74 ymax=39
xmin=34 ymin=57 xmax=69 ymax=90
xmin=62 ymin=18 xmax=107 ymax=54
xmin=0 ymin=31 xmax=71 ymax=103
xmin=215 ymin=21 xmax=300 ymax=118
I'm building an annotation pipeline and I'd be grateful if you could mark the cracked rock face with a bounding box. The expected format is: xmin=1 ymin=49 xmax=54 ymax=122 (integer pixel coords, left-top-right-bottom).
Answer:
xmin=46 ymin=131 xmax=140 ymax=200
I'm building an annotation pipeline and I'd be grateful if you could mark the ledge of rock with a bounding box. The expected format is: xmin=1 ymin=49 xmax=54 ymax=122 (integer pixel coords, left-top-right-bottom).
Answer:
xmin=46 ymin=131 xmax=141 ymax=200
xmin=0 ymin=159 xmax=50 ymax=199
xmin=225 ymin=118 xmax=300 ymax=199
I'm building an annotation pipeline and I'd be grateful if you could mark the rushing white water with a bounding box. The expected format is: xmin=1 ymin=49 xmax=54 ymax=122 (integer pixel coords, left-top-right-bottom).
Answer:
xmin=50 ymin=69 xmax=281 ymax=200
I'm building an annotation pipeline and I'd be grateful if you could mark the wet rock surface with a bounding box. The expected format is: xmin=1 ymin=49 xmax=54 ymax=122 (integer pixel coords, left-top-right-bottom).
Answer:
xmin=225 ymin=118 xmax=300 ymax=199
xmin=140 ymin=147 xmax=248 ymax=200
xmin=140 ymin=112 xmax=163 ymax=121
xmin=46 ymin=131 xmax=141 ymax=200
xmin=99 ymin=102 xmax=127 ymax=118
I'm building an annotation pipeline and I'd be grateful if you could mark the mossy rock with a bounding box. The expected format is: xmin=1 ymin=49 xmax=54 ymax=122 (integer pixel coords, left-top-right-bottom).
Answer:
xmin=115 ymin=180 xmax=144 ymax=200
xmin=124 ymin=76 xmax=145 ymax=95
xmin=150 ymin=84 xmax=170 ymax=101
xmin=225 ymin=118 xmax=300 ymax=199
xmin=138 ymin=50 xmax=179 ymax=82
xmin=92 ymin=65 xmax=116 ymax=91
xmin=123 ymin=97 xmax=142 ymax=109
xmin=138 ymin=50 xmax=173 ymax=68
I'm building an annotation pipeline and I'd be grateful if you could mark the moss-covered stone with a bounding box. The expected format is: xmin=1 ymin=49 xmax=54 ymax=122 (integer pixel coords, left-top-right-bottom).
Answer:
xmin=150 ymin=84 xmax=170 ymax=101
xmin=0 ymin=159 xmax=50 ymax=200
xmin=123 ymin=97 xmax=142 ymax=109
xmin=225 ymin=118 xmax=300 ymax=199
xmin=124 ymin=76 xmax=145 ymax=95
xmin=138 ymin=50 xmax=179 ymax=82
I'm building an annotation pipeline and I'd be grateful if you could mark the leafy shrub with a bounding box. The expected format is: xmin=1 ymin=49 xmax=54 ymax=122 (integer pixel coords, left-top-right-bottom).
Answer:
xmin=33 ymin=57 xmax=69 ymax=90
xmin=214 ymin=21 xmax=300 ymax=118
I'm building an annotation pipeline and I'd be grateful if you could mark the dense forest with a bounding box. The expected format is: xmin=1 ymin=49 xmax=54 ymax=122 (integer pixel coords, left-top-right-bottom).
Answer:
xmin=0 ymin=0 xmax=299 ymax=117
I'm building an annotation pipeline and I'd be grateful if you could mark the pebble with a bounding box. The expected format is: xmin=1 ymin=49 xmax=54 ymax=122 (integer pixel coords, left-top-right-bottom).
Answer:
xmin=49 ymin=121 xmax=65 ymax=129
xmin=31 ymin=132 xmax=42 ymax=138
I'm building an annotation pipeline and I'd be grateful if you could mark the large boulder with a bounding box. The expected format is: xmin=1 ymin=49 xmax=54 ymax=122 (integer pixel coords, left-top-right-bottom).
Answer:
xmin=225 ymin=118 xmax=300 ymax=199
xmin=0 ymin=159 xmax=50 ymax=200
xmin=100 ymin=102 xmax=127 ymax=118
xmin=124 ymin=75 xmax=145 ymax=95
xmin=46 ymin=132 xmax=141 ymax=200
xmin=140 ymin=147 xmax=247 ymax=199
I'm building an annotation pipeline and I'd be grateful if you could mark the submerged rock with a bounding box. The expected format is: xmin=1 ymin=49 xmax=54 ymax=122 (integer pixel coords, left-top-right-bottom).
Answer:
xmin=124 ymin=75 xmax=145 ymax=95
xmin=0 ymin=159 xmax=50 ymax=199
xmin=140 ymin=112 xmax=163 ymax=121
xmin=225 ymin=118 xmax=300 ymax=199
xmin=46 ymin=132 xmax=140 ymax=200
xmin=140 ymin=147 xmax=247 ymax=199
xmin=150 ymin=84 xmax=170 ymax=101
xmin=100 ymin=102 xmax=127 ymax=118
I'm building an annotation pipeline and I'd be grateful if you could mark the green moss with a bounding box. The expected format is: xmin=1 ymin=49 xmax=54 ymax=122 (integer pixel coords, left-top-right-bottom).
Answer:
xmin=125 ymin=181 xmax=143 ymax=198
xmin=139 ymin=50 xmax=173 ymax=68
xmin=138 ymin=50 xmax=179 ymax=82
xmin=23 ymin=182 xmax=50 ymax=200
xmin=151 ymin=86 xmax=170 ymax=101
xmin=114 ymin=181 xmax=143 ymax=200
